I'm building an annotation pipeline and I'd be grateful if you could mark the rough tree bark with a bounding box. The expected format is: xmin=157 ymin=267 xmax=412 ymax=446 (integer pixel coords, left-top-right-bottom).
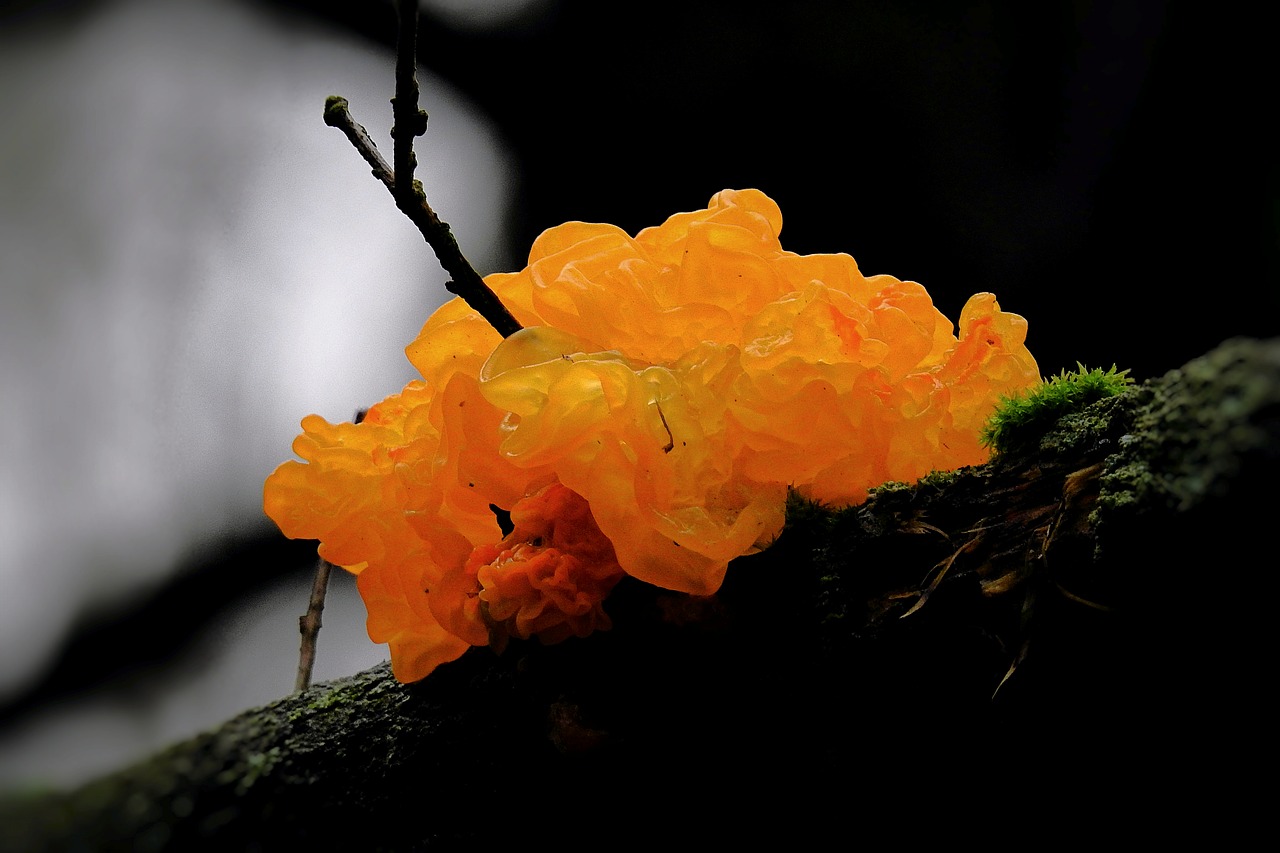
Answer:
xmin=3 ymin=336 xmax=1274 ymax=850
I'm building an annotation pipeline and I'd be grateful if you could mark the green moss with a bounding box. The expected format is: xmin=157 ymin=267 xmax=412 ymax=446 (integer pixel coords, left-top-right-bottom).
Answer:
xmin=224 ymin=748 xmax=281 ymax=797
xmin=281 ymin=673 xmax=376 ymax=724
xmin=914 ymin=468 xmax=962 ymax=490
xmin=322 ymin=95 xmax=349 ymax=127
xmin=1095 ymin=337 xmax=1280 ymax=538
xmin=856 ymin=468 xmax=959 ymax=508
xmin=783 ymin=488 xmax=840 ymax=529
xmin=867 ymin=479 xmax=913 ymax=496
xmin=307 ymin=682 xmax=359 ymax=713
xmin=981 ymin=363 xmax=1133 ymax=455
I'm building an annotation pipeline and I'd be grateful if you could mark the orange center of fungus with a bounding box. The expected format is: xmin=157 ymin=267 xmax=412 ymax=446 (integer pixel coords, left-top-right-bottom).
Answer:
xmin=455 ymin=483 xmax=625 ymax=647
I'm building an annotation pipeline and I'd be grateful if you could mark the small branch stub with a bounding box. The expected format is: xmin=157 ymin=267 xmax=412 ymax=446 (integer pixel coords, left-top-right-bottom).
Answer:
xmin=296 ymin=557 xmax=334 ymax=692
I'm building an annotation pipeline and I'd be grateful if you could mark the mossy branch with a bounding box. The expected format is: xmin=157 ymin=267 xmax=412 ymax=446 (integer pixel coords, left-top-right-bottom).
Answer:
xmin=4 ymin=337 xmax=1273 ymax=847
xmin=981 ymin=363 xmax=1134 ymax=455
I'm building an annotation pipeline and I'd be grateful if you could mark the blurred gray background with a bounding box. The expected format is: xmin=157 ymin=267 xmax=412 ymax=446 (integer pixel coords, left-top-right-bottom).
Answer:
xmin=0 ymin=0 xmax=523 ymax=787
xmin=1 ymin=0 xmax=1274 ymax=790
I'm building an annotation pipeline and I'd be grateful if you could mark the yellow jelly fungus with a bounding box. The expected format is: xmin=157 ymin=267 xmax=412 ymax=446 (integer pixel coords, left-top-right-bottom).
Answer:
xmin=264 ymin=189 xmax=1039 ymax=682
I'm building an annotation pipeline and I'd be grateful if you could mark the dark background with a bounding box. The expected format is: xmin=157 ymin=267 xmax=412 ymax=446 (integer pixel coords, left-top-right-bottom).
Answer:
xmin=293 ymin=0 xmax=1276 ymax=381
xmin=2 ymin=0 xmax=1275 ymax=785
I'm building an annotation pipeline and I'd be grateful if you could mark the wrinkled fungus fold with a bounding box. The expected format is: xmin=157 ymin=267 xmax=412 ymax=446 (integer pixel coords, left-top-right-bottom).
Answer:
xmin=265 ymin=189 xmax=1039 ymax=681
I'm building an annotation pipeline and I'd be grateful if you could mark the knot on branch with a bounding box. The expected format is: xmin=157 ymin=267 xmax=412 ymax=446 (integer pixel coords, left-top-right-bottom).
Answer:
xmin=390 ymin=98 xmax=428 ymax=139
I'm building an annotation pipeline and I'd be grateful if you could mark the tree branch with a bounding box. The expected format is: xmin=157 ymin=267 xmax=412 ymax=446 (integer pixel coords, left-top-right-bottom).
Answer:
xmin=293 ymin=557 xmax=332 ymax=693
xmin=321 ymin=29 xmax=523 ymax=340
xmin=4 ymin=336 xmax=1274 ymax=847
xmin=391 ymin=0 xmax=427 ymax=210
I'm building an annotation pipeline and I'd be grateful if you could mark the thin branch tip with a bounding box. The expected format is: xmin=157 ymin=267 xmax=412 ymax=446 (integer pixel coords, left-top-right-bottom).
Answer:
xmin=323 ymin=95 xmax=349 ymax=126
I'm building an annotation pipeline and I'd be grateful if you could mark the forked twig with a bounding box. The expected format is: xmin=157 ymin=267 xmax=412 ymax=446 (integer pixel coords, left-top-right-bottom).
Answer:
xmin=299 ymin=2 xmax=525 ymax=689
xmin=322 ymin=0 xmax=522 ymax=339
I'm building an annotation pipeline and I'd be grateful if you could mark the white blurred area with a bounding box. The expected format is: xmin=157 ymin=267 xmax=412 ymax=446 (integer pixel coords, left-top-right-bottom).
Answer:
xmin=0 ymin=0 xmax=519 ymax=786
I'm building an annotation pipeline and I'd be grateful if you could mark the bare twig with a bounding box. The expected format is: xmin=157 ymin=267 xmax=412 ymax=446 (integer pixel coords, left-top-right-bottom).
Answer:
xmin=294 ymin=406 xmax=368 ymax=692
xmin=295 ymin=556 xmax=333 ymax=693
xmin=321 ymin=9 xmax=523 ymax=339
xmin=391 ymin=0 xmax=427 ymax=207
xmin=323 ymin=97 xmax=390 ymax=181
